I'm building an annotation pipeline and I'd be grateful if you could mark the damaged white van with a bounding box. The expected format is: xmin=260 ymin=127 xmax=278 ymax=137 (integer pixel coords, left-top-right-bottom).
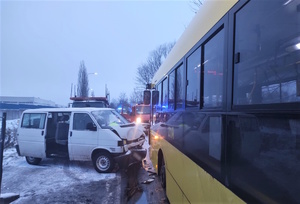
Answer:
xmin=16 ymin=108 xmax=146 ymax=173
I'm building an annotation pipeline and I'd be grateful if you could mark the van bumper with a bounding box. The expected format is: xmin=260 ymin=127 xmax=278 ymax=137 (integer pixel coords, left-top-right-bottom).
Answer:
xmin=114 ymin=148 xmax=147 ymax=169
xmin=130 ymin=148 xmax=147 ymax=164
xmin=114 ymin=150 xmax=131 ymax=169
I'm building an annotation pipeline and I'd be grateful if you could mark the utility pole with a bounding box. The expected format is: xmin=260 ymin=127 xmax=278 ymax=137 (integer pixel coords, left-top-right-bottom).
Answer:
xmin=0 ymin=113 xmax=6 ymax=195
xmin=0 ymin=113 xmax=20 ymax=203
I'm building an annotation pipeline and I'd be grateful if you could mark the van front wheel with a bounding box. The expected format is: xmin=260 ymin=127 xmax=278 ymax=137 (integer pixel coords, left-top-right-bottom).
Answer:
xmin=25 ymin=156 xmax=42 ymax=165
xmin=93 ymin=152 xmax=114 ymax=173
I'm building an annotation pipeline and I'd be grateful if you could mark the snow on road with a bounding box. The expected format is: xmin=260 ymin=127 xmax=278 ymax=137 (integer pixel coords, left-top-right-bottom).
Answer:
xmin=1 ymin=148 xmax=122 ymax=203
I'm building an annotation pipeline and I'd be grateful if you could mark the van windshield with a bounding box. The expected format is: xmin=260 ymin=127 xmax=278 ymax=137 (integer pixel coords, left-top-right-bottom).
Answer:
xmin=91 ymin=110 xmax=128 ymax=129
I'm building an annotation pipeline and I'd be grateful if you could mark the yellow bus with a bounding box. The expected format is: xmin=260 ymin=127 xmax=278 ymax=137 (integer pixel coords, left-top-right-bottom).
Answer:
xmin=149 ymin=0 xmax=300 ymax=203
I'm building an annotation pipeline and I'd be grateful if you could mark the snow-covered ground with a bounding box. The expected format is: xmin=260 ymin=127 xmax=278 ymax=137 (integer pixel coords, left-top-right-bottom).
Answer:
xmin=0 ymin=118 xmax=155 ymax=203
xmin=0 ymin=119 xmax=124 ymax=203
xmin=1 ymin=147 xmax=122 ymax=204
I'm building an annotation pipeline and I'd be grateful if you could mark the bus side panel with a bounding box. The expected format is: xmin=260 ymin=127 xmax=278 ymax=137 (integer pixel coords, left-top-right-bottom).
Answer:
xmin=163 ymin=139 xmax=185 ymax=195
xmin=182 ymin=153 xmax=244 ymax=203
xmin=155 ymin=135 xmax=244 ymax=203
xmin=149 ymin=130 xmax=160 ymax=173
xmin=166 ymin=168 xmax=184 ymax=204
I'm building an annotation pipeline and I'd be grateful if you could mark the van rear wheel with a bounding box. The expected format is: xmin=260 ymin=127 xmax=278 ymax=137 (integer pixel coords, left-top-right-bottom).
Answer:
xmin=93 ymin=152 xmax=114 ymax=173
xmin=25 ymin=156 xmax=42 ymax=165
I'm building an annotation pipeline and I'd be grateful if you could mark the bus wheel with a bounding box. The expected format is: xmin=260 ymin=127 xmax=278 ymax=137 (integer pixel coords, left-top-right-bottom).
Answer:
xmin=25 ymin=156 xmax=42 ymax=165
xmin=159 ymin=157 xmax=166 ymax=189
xmin=93 ymin=152 xmax=114 ymax=173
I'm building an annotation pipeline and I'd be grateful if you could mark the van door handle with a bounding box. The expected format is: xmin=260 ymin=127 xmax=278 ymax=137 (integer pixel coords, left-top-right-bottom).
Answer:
xmin=70 ymin=131 xmax=72 ymax=137
xmin=41 ymin=131 xmax=44 ymax=136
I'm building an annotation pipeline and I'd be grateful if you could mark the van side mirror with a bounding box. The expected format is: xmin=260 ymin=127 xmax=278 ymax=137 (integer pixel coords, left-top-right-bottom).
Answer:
xmin=152 ymin=90 xmax=159 ymax=105
xmin=144 ymin=90 xmax=151 ymax=105
xmin=86 ymin=122 xmax=97 ymax=131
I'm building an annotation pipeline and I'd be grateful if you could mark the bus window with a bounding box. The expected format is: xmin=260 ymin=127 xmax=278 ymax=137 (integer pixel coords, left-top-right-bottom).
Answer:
xmin=183 ymin=114 xmax=221 ymax=175
xmin=228 ymin=114 xmax=300 ymax=203
xmin=233 ymin=0 xmax=300 ymax=105
xmin=175 ymin=64 xmax=184 ymax=109
xmin=169 ymin=70 xmax=175 ymax=110
xmin=203 ymin=28 xmax=225 ymax=108
xmin=156 ymin=83 xmax=162 ymax=111
xmin=162 ymin=78 xmax=168 ymax=111
xmin=186 ymin=47 xmax=201 ymax=108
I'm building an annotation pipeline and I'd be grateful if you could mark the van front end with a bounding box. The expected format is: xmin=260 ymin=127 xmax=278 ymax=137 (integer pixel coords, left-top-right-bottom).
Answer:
xmin=112 ymin=123 xmax=146 ymax=150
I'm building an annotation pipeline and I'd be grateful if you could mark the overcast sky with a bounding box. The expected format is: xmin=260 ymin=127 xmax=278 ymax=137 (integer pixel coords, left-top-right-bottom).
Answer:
xmin=1 ymin=0 xmax=195 ymax=106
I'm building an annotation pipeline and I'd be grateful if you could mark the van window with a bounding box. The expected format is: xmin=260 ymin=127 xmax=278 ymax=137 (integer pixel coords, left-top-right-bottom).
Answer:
xmin=73 ymin=113 xmax=94 ymax=130
xmin=21 ymin=113 xmax=46 ymax=129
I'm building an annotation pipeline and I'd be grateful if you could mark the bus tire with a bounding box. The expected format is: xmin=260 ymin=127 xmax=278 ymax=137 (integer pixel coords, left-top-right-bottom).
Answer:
xmin=93 ymin=152 xmax=114 ymax=173
xmin=25 ymin=156 xmax=42 ymax=165
xmin=159 ymin=157 xmax=166 ymax=189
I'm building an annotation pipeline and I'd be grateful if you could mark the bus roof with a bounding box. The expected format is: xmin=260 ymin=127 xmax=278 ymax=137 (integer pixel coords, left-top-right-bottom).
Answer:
xmin=151 ymin=0 xmax=238 ymax=85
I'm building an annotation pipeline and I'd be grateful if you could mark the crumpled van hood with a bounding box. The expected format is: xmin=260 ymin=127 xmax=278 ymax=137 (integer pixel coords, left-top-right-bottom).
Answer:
xmin=111 ymin=123 xmax=145 ymax=141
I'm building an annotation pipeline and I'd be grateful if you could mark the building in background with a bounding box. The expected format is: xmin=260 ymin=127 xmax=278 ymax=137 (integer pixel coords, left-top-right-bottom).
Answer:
xmin=0 ymin=96 xmax=58 ymax=120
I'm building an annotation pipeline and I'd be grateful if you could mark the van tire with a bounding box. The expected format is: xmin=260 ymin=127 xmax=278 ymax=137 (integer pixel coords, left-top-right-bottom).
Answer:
xmin=25 ymin=156 xmax=42 ymax=165
xmin=93 ymin=152 xmax=114 ymax=173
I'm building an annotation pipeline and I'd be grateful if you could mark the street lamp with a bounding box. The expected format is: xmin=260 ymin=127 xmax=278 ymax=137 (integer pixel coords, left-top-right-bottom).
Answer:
xmin=88 ymin=72 xmax=98 ymax=97
xmin=88 ymin=72 xmax=98 ymax=75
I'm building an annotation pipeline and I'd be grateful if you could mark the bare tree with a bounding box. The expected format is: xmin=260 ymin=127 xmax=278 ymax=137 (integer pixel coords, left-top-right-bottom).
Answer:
xmin=118 ymin=92 xmax=129 ymax=106
xmin=108 ymin=98 xmax=118 ymax=109
xmin=118 ymin=92 xmax=131 ymax=113
xmin=130 ymin=88 xmax=143 ymax=104
xmin=77 ymin=60 xmax=89 ymax=97
xmin=189 ymin=0 xmax=203 ymax=13
xmin=136 ymin=41 xmax=175 ymax=87
xmin=132 ymin=42 xmax=175 ymax=103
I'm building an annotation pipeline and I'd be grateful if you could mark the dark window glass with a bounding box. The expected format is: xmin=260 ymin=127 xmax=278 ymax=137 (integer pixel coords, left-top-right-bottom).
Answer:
xmin=203 ymin=29 xmax=224 ymax=108
xmin=176 ymin=64 xmax=184 ymax=109
xmin=186 ymin=48 xmax=201 ymax=108
xmin=234 ymin=0 xmax=300 ymax=105
xmin=21 ymin=113 xmax=46 ymax=129
xmin=169 ymin=70 xmax=175 ymax=110
xmin=228 ymin=114 xmax=300 ymax=203
xmin=179 ymin=113 xmax=221 ymax=174
xmin=157 ymin=83 xmax=162 ymax=111
xmin=162 ymin=78 xmax=168 ymax=111
xmin=73 ymin=113 xmax=93 ymax=130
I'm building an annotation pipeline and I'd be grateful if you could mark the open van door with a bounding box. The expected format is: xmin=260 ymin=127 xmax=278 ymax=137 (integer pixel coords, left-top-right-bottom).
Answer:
xmin=18 ymin=112 xmax=47 ymax=159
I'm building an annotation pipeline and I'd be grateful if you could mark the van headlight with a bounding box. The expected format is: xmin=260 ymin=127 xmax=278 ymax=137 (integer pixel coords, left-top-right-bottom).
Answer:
xmin=118 ymin=139 xmax=127 ymax=146
xmin=136 ymin=117 xmax=142 ymax=124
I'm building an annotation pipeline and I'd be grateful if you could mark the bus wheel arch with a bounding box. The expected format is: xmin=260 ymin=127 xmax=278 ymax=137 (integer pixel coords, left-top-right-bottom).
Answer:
xmin=158 ymin=149 xmax=166 ymax=189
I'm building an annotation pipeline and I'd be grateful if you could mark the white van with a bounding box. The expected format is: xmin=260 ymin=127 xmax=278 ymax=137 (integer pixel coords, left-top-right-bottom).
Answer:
xmin=16 ymin=108 xmax=146 ymax=173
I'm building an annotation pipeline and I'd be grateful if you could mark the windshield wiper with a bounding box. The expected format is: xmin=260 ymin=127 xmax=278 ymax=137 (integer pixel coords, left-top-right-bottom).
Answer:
xmin=120 ymin=123 xmax=136 ymax=128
